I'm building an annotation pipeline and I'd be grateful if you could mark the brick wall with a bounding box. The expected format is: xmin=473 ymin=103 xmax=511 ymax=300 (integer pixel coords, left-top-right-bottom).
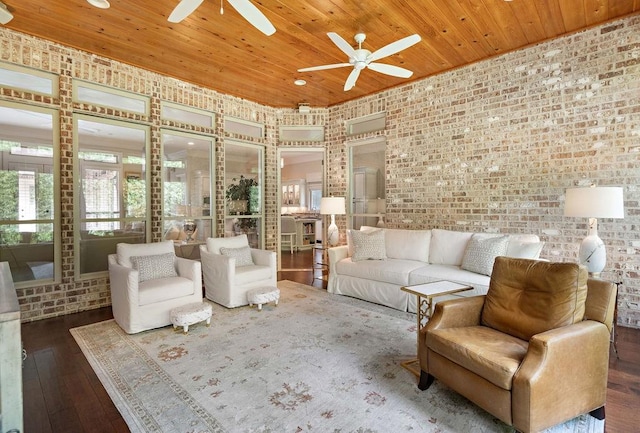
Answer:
xmin=327 ymin=16 xmax=640 ymax=327
xmin=1 ymin=14 xmax=639 ymax=327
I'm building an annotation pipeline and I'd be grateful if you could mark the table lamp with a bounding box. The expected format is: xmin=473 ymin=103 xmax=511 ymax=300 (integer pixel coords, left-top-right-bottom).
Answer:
xmin=564 ymin=186 xmax=624 ymax=276
xmin=320 ymin=197 xmax=346 ymax=246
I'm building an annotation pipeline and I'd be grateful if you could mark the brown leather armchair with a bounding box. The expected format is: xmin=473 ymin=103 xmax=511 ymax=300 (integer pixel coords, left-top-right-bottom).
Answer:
xmin=418 ymin=257 xmax=616 ymax=433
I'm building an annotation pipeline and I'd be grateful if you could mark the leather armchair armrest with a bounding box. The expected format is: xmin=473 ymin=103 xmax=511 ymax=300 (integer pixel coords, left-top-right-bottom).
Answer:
xmin=418 ymin=296 xmax=485 ymax=369
xmin=512 ymin=320 xmax=611 ymax=432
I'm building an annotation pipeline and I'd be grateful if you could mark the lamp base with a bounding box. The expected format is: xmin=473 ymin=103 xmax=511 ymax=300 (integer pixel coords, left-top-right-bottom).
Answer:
xmin=327 ymin=222 xmax=339 ymax=246
xmin=579 ymin=234 xmax=606 ymax=275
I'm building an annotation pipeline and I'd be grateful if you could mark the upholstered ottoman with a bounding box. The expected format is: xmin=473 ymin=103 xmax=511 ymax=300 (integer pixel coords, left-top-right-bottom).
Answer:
xmin=247 ymin=286 xmax=280 ymax=311
xmin=170 ymin=302 xmax=212 ymax=334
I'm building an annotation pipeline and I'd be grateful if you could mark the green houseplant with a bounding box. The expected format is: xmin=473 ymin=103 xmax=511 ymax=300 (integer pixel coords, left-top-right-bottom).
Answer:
xmin=225 ymin=175 xmax=259 ymax=232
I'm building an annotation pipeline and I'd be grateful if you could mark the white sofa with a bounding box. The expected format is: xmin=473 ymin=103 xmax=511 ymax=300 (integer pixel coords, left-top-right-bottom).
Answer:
xmin=327 ymin=227 xmax=543 ymax=313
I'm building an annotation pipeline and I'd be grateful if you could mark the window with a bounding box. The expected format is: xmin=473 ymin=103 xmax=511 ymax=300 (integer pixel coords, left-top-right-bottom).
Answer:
xmin=224 ymin=142 xmax=264 ymax=248
xmin=348 ymin=138 xmax=386 ymax=229
xmin=162 ymin=130 xmax=215 ymax=243
xmin=0 ymin=102 xmax=59 ymax=284
xmin=74 ymin=114 xmax=149 ymax=276
xmin=161 ymin=101 xmax=215 ymax=128
xmin=0 ymin=62 xmax=58 ymax=97
xmin=73 ymin=80 xmax=149 ymax=116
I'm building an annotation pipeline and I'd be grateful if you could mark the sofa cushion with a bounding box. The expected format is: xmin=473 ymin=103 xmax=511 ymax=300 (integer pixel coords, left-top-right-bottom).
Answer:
xmin=429 ymin=229 xmax=473 ymax=266
xmin=130 ymin=252 xmax=178 ymax=282
xmin=351 ymin=229 xmax=387 ymax=262
xmin=220 ymin=246 xmax=254 ymax=267
xmin=506 ymin=240 xmax=544 ymax=259
xmin=427 ymin=325 xmax=528 ymax=390
xmin=461 ymin=234 xmax=509 ymax=276
xmin=482 ymin=257 xmax=588 ymax=341
xmin=336 ymin=258 xmax=425 ymax=286
xmin=206 ymin=234 xmax=249 ymax=255
xmin=384 ymin=228 xmax=431 ymax=262
xmin=117 ymin=240 xmax=175 ymax=268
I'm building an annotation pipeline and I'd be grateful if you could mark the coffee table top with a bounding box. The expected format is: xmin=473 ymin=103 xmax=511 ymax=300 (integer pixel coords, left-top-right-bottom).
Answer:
xmin=401 ymin=280 xmax=472 ymax=298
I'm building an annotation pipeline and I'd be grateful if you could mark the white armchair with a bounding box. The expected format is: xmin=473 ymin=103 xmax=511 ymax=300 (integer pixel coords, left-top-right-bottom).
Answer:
xmin=108 ymin=240 xmax=202 ymax=334
xmin=199 ymin=234 xmax=277 ymax=308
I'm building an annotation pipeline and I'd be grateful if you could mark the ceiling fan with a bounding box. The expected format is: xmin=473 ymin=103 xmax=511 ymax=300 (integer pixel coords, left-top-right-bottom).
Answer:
xmin=298 ymin=32 xmax=421 ymax=91
xmin=168 ymin=0 xmax=276 ymax=36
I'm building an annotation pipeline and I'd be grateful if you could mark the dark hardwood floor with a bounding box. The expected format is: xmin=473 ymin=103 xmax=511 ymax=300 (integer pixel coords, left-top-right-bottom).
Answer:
xmin=20 ymin=249 xmax=640 ymax=432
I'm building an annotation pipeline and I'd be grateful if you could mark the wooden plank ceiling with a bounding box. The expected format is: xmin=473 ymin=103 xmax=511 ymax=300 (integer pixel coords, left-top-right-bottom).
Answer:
xmin=3 ymin=0 xmax=639 ymax=108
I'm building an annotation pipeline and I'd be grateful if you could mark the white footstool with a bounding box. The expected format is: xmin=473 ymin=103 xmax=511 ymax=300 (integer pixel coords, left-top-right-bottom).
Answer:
xmin=170 ymin=302 xmax=213 ymax=334
xmin=247 ymin=286 xmax=280 ymax=311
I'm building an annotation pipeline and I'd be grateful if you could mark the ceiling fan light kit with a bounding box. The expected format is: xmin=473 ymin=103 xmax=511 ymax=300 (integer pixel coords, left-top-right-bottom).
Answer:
xmin=298 ymin=32 xmax=421 ymax=91
xmin=0 ymin=1 xmax=14 ymax=24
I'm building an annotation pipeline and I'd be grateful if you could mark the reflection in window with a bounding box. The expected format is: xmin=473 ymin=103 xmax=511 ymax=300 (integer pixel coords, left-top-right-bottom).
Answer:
xmin=349 ymin=139 xmax=386 ymax=230
xmin=75 ymin=115 xmax=148 ymax=275
xmin=224 ymin=142 xmax=263 ymax=248
xmin=0 ymin=103 xmax=57 ymax=283
xmin=161 ymin=130 xmax=214 ymax=244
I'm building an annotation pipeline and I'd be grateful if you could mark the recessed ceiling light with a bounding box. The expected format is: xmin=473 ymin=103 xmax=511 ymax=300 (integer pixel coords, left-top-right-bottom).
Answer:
xmin=187 ymin=141 xmax=195 ymax=146
xmin=294 ymin=79 xmax=307 ymax=86
xmin=87 ymin=0 xmax=110 ymax=9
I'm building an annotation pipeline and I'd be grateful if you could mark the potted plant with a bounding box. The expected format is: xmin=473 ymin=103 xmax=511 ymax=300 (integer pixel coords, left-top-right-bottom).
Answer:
xmin=225 ymin=175 xmax=259 ymax=232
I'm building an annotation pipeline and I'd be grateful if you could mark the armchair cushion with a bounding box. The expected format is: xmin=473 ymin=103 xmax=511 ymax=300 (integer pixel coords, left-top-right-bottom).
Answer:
xmin=130 ymin=252 xmax=178 ymax=282
xmin=220 ymin=246 xmax=254 ymax=267
xmin=481 ymin=257 xmax=588 ymax=341
xmin=428 ymin=326 xmax=528 ymax=390
xmin=206 ymin=234 xmax=249 ymax=254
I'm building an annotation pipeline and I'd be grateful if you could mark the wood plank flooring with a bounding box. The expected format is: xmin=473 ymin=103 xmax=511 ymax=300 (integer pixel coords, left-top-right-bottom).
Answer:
xmin=20 ymin=250 xmax=640 ymax=432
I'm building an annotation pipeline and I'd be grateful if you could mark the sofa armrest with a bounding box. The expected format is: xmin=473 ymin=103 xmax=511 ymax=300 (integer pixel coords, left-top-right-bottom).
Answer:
xmin=200 ymin=248 xmax=234 ymax=295
xmin=512 ymin=320 xmax=611 ymax=432
xmin=251 ymin=248 xmax=276 ymax=268
xmin=107 ymin=254 xmax=140 ymax=306
xmin=328 ymin=245 xmax=349 ymax=267
xmin=175 ymin=256 xmax=202 ymax=294
xmin=418 ymin=296 xmax=485 ymax=369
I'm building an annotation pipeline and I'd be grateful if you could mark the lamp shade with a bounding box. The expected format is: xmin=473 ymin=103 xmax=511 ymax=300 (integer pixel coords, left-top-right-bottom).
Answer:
xmin=564 ymin=187 xmax=624 ymax=219
xmin=320 ymin=197 xmax=346 ymax=215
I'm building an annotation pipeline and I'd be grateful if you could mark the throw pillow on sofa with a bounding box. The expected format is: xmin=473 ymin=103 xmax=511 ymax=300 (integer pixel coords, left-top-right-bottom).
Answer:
xmin=461 ymin=234 xmax=509 ymax=276
xmin=350 ymin=229 xmax=387 ymax=262
xmin=220 ymin=246 xmax=254 ymax=267
xmin=130 ymin=252 xmax=178 ymax=282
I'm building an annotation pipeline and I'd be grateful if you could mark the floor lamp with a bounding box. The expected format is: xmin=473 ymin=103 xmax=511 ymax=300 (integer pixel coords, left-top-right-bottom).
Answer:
xmin=320 ymin=197 xmax=346 ymax=246
xmin=564 ymin=186 xmax=624 ymax=276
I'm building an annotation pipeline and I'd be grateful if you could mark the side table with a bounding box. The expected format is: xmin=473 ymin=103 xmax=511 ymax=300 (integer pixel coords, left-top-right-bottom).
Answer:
xmin=400 ymin=280 xmax=472 ymax=377
xmin=312 ymin=243 xmax=329 ymax=282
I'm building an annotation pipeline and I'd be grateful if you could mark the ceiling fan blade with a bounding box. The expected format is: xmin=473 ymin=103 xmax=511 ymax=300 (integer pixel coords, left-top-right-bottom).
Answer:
xmin=368 ymin=34 xmax=421 ymax=62
xmin=344 ymin=68 xmax=361 ymax=91
xmin=298 ymin=63 xmax=351 ymax=72
xmin=228 ymin=0 xmax=276 ymax=36
xmin=168 ymin=0 xmax=204 ymax=23
xmin=327 ymin=32 xmax=357 ymax=58
xmin=367 ymin=63 xmax=414 ymax=78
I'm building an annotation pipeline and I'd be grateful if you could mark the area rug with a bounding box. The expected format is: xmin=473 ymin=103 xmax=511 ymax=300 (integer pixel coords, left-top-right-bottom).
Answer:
xmin=71 ymin=280 xmax=604 ymax=433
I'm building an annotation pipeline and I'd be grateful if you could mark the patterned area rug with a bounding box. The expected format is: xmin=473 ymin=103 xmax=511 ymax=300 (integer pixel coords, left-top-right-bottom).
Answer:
xmin=71 ymin=280 xmax=604 ymax=433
